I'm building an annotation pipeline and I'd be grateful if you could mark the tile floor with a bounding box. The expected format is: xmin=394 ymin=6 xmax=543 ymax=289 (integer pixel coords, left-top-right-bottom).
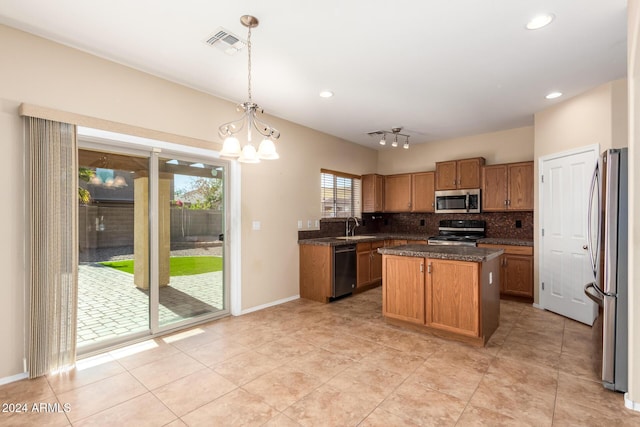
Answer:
xmin=2 ymin=287 xmax=640 ymax=426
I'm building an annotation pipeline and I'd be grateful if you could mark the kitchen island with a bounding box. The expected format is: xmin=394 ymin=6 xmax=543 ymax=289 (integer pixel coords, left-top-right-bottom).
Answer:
xmin=378 ymin=244 xmax=503 ymax=346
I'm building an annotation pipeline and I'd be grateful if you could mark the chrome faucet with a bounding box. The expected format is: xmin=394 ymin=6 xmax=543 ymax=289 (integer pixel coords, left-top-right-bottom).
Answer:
xmin=346 ymin=216 xmax=360 ymax=237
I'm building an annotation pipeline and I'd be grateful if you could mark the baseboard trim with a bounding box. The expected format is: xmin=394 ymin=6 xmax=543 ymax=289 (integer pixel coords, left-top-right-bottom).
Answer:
xmin=625 ymin=393 xmax=640 ymax=412
xmin=0 ymin=372 xmax=28 ymax=386
xmin=532 ymin=303 xmax=543 ymax=310
xmin=240 ymin=295 xmax=300 ymax=315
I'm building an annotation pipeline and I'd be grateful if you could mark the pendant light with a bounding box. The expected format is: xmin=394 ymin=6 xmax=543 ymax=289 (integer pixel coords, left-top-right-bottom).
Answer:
xmin=218 ymin=15 xmax=280 ymax=163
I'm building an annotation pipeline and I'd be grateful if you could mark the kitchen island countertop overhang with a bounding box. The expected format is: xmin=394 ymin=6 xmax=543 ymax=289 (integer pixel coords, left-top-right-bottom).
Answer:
xmin=377 ymin=244 xmax=503 ymax=262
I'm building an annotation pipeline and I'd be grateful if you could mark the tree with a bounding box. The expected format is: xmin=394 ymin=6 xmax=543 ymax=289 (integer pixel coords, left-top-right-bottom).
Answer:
xmin=183 ymin=176 xmax=223 ymax=210
xmin=78 ymin=167 xmax=94 ymax=204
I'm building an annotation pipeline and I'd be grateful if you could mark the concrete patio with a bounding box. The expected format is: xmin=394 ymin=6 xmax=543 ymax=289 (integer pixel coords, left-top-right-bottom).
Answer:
xmin=77 ymin=247 xmax=224 ymax=348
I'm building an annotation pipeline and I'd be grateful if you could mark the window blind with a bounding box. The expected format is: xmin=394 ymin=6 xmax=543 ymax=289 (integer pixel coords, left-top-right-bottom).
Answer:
xmin=320 ymin=169 xmax=361 ymax=218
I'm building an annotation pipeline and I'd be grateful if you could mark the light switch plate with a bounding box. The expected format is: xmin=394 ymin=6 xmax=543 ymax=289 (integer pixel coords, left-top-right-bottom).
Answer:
xmin=297 ymin=220 xmax=303 ymax=229
xmin=252 ymin=221 xmax=261 ymax=231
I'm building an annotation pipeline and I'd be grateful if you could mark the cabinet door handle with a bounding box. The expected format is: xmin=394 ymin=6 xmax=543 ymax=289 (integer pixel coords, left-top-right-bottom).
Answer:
xmin=428 ymin=263 xmax=432 ymax=274
xmin=420 ymin=263 xmax=424 ymax=273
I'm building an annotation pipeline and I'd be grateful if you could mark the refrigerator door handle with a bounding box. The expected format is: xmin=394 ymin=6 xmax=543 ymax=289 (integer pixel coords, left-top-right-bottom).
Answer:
xmin=587 ymin=162 xmax=600 ymax=276
xmin=584 ymin=283 xmax=604 ymax=306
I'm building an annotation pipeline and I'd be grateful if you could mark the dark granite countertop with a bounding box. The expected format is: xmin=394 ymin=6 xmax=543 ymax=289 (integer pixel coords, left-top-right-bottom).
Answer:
xmin=378 ymin=244 xmax=504 ymax=262
xmin=477 ymin=238 xmax=534 ymax=247
xmin=298 ymin=234 xmax=533 ymax=248
xmin=297 ymin=233 xmax=430 ymax=247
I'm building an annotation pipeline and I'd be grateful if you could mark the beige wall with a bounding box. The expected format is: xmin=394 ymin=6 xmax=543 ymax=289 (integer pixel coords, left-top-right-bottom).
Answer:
xmin=0 ymin=24 xmax=376 ymax=379
xmin=377 ymin=126 xmax=534 ymax=175
xmin=533 ymin=79 xmax=628 ymax=304
xmin=627 ymin=0 xmax=640 ymax=408
xmin=240 ymin=116 xmax=376 ymax=309
xmin=0 ymin=99 xmax=27 ymax=379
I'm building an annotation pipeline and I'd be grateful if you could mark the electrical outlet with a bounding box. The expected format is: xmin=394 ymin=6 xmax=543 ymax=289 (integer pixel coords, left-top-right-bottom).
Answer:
xmin=307 ymin=220 xmax=312 ymax=228
xmin=297 ymin=220 xmax=303 ymax=229
xmin=252 ymin=221 xmax=261 ymax=231
xmin=315 ymin=220 xmax=319 ymax=228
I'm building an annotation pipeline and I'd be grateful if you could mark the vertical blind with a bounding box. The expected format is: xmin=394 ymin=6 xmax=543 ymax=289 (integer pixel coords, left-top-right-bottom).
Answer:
xmin=27 ymin=117 xmax=78 ymax=378
xmin=320 ymin=169 xmax=361 ymax=218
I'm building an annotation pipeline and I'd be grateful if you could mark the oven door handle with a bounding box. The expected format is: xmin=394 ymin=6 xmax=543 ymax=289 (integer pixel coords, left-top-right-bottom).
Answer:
xmin=465 ymin=193 xmax=470 ymax=212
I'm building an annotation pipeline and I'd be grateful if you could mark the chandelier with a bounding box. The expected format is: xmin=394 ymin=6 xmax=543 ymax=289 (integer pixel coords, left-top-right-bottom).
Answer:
xmin=368 ymin=127 xmax=410 ymax=149
xmin=218 ymin=15 xmax=280 ymax=163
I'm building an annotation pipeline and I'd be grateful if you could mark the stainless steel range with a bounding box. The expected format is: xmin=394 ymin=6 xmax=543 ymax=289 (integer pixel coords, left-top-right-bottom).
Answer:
xmin=427 ymin=220 xmax=486 ymax=247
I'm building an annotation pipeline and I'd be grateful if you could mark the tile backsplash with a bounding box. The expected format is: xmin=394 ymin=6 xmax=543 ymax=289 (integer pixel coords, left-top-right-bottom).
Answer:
xmin=298 ymin=211 xmax=534 ymax=240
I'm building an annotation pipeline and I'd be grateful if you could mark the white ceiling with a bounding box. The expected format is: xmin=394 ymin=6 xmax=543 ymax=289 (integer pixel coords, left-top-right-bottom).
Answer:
xmin=0 ymin=0 xmax=628 ymax=149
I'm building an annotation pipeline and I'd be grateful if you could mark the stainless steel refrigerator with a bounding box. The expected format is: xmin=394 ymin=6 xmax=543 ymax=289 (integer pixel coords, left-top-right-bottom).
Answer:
xmin=584 ymin=148 xmax=628 ymax=393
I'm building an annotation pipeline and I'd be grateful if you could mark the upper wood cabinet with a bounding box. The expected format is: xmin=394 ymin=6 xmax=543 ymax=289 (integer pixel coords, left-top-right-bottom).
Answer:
xmin=482 ymin=161 xmax=533 ymax=211
xmin=381 ymin=172 xmax=435 ymax=213
xmin=435 ymin=157 xmax=485 ymax=190
xmin=411 ymin=172 xmax=435 ymax=212
xmin=482 ymin=165 xmax=508 ymax=211
xmin=508 ymin=162 xmax=534 ymax=210
xmin=384 ymin=174 xmax=412 ymax=212
xmin=362 ymin=174 xmax=385 ymax=213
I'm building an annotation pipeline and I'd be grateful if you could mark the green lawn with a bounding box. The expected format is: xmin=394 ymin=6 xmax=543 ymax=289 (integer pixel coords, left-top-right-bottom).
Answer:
xmin=100 ymin=256 xmax=222 ymax=276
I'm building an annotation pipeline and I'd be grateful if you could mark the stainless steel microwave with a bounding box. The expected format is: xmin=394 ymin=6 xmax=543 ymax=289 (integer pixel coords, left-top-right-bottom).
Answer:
xmin=434 ymin=189 xmax=481 ymax=214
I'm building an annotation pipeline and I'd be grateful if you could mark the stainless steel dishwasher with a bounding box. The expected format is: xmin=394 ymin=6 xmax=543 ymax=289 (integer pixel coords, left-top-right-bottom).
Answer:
xmin=333 ymin=244 xmax=356 ymax=298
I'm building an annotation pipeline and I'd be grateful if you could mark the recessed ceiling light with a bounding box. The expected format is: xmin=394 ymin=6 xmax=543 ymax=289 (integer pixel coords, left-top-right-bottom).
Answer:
xmin=526 ymin=13 xmax=555 ymax=30
xmin=319 ymin=91 xmax=334 ymax=98
xmin=545 ymin=91 xmax=563 ymax=99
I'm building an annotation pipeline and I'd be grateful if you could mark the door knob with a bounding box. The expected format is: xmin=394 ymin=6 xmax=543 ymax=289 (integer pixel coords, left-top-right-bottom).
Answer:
xmin=583 ymin=245 xmax=588 ymax=250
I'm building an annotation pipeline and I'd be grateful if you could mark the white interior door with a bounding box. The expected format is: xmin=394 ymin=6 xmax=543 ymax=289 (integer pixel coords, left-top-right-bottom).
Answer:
xmin=540 ymin=146 xmax=598 ymax=325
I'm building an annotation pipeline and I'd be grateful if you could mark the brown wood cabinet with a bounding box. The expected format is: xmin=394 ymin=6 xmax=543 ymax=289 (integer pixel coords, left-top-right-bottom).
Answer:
xmin=362 ymin=174 xmax=384 ymax=213
xmin=478 ymin=244 xmax=534 ymax=299
xmin=435 ymin=157 xmax=485 ymax=190
xmin=482 ymin=161 xmax=534 ymax=211
xmin=381 ymin=254 xmax=500 ymax=345
xmin=508 ymin=162 xmax=534 ymax=210
xmin=384 ymin=174 xmax=412 ymax=212
xmin=299 ymin=244 xmax=332 ymax=303
xmin=407 ymin=240 xmax=425 ymax=244
xmin=426 ymin=259 xmax=480 ymax=337
xmin=382 ymin=255 xmax=425 ymax=324
xmin=357 ymin=241 xmax=383 ymax=287
xmin=412 ymin=171 xmax=435 ymax=212
xmin=385 ymin=239 xmax=407 ymax=247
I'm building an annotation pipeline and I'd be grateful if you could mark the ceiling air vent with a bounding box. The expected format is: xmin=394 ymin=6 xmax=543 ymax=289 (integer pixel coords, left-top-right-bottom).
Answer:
xmin=204 ymin=27 xmax=246 ymax=55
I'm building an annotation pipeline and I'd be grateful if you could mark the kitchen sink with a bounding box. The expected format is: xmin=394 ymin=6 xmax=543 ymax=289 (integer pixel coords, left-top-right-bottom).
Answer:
xmin=335 ymin=235 xmax=377 ymax=240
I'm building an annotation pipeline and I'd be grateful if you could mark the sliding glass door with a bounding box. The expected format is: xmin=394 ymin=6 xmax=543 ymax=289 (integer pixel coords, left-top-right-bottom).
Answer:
xmin=77 ymin=142 xmax=227 ymax=352
xmin=77 ymin=148 xmax=151 ymax=350
xmin=156 ymin=155 xmax=226 ymax=328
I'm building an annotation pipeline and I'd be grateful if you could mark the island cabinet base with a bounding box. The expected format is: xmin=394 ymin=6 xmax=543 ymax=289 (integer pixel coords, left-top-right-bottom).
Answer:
xmin=382 ymin=255 xmax=501 ymax=346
